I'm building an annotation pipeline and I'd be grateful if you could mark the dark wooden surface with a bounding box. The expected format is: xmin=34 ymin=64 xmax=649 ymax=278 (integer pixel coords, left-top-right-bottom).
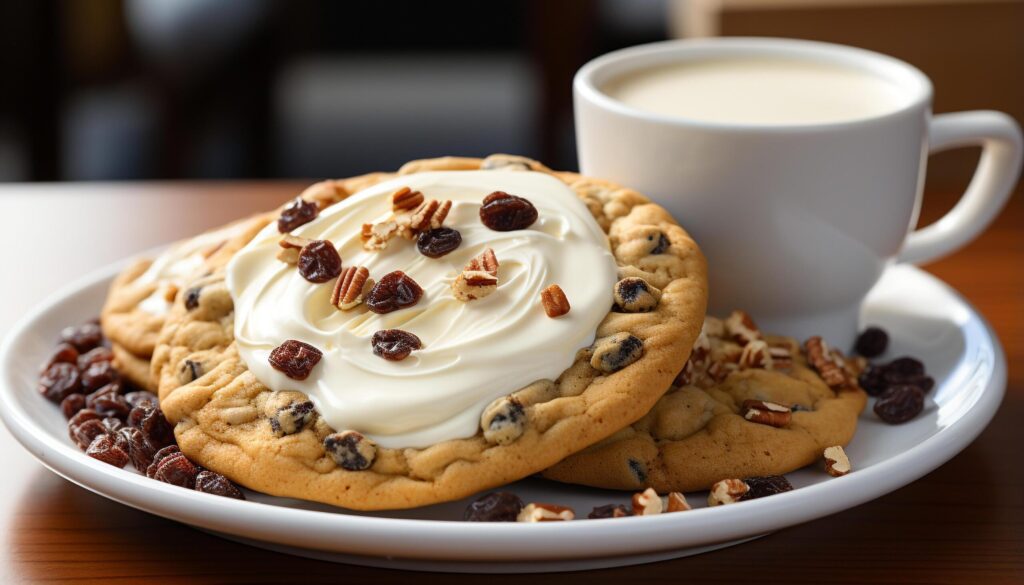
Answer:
xmin=0 ymin=183 xmax=1020 ymax=584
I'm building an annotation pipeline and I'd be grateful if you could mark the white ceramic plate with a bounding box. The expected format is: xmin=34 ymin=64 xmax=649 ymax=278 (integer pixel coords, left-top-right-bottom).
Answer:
xmin=0 ymin=262 xmax=1005 ymax=573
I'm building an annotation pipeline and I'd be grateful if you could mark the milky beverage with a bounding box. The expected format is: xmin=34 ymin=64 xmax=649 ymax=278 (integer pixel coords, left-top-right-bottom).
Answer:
xmin=602 ymin=57 xmax=908 ymax=125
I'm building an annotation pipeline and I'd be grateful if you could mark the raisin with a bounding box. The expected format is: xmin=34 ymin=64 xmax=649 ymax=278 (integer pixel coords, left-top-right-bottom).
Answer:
xmin=87 ymin=384 xmax=130 ymax=419
xmin=416 ymin=227 xmax=462 ymax=258
xmin=649 ymin=232 xmax=670 ymax=255
xmin=71 ymin=418 xmax=110 ymax=450
xmin=138 ymin=406 xmax=175 ymax=449
xmin=124 ymin=390 xmax=159 ymax=409
xmin=297 ymin=240 xmax=342 ymax=283
xmin=591 ymin=333 xmax=644 ymax=373
xmin=102 ymin=417 xmax=125 ymax=434
xmin=39 ymin=362 xmax=82 ymax=403
xmin=858 ymin=365 xmax=889 ymax=396
xmin=195 ymin=470 xmax=246 ymax=499
xmin=883 ymin=356 xmax=924 ymax=378
xmin=874 ymin=385 xmax=925 ymax=424
xmin=854 ymin=326 xmax=889 ymax=358
xmin=365 ymin=271 xmax=423 ymax=314
xmin=68 ymin=408 xmax=102 ymax=428
xmin=184 ymin=287 xmax=202 ymax=310
xmin=77 ymin=346 xmax=113 ymax=370
xmin=588 ymin=504 xmax=630 ymax=519
xmin=463 ymin=492 xmax=524 ymax=522
xmin=146 ymin=445 xmax=181 ymax=478
xmin=81 ymin=361 xmax=118 ymax=393
xmin=268 ymin=340 xmax=322 ymax=381
xmin=60 ymin=393 xmax=87 ymax=419
xmin=86 ymin=434 xmax=129 ymax=467
xmin=278 ymin=197 xmax=319 ymax=233
xmin=479 ymin=191 xmax=538 ymax=231
xmin=740 ymin=475 xmax=794 ymax=500
xmin=270 ymin=400 xmax=316 ymax=436
xmin=42 ymin=343 xmax=79 ymax=372
xmin=323 ymin=431 xmax=375 ymax=471
xmin=152 ymin=451 xmax=199 ymax=488
xmin=59 ymin=322 xmax=103 ymax=352
xmin=371 ymin=329 xmax=422 ymax=361
xmin=118 ymin=427 xmax=156 ymax=471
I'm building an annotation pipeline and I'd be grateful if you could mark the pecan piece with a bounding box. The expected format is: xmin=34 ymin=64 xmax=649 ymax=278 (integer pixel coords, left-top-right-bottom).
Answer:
xmin=708 ymin=478 xmax=750 ymax=506
xmin=632 ymin=487 xmax=663 ymax=516
xmin=277 ymin=234 xmax=312 ymax=264
xmin=738 ymin=339 xmax=772 ymax=369
xmin=452 ymin=248 xmax=499 ymax=302
xmin=740 ymin=399 xmax=792 ymax=428
xmin=324 ymin=430 xmax=376 ymax=471
xmin=540 ymin=284 xmax=571 ymax=318
xmin=517 ymin=503 xmax=574 ymax=522
xmin=391 ymin=186 xmax=424 ymax=212
xmin=804 ymin=336 xmax=851 ymax=390
xmin=768 ymin=345 xmax=794 ymax=370
xmin=724 ymin=310 xmax=761 ymax=346
xmin=362 ymin=220 xmax=400 ymax=251
xmin=824 ymin=445 xmax=851 ymax=477
xmin=666 ymin=492 xmax=692 ymax=513
xmin=331 ymin=266 xmax=372 ymax=310
xmin=403 ymin=198 xmax=452 ymax=236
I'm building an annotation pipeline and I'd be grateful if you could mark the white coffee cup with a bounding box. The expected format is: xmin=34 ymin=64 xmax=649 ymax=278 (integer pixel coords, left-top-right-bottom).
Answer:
xmin=575 ymin=37 xmax=1022 ymax=347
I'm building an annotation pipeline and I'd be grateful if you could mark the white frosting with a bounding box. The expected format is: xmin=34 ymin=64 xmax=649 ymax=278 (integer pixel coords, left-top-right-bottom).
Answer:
xmin=227 ymin=171 xmax=618 ymax=449
xmin=136 ymin=222 xmax=250 ymax=316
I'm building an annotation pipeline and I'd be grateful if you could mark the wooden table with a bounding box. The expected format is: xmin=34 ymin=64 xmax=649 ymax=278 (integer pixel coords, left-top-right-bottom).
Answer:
xmin=0 ymin=183 xmax=1020 ymax=584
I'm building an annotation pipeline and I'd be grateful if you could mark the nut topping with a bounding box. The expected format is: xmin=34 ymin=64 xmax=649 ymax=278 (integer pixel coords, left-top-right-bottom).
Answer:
xmin=517 ymin=503 xmax=575 ymax=522
xmin=452 ymin=248 xmax=500 ymax=302
xmin=331 ymin=266 xmax=372 ymax=310
xmin=708 ymin=478 xmax=749 ymax=506
xmin=613 ymin=277 xmax=662 ymax=313
xmin=362 ymin=220 xmax=401 ymax=251
xmin=768 ymin=346 xmax=794 ymax=370
xmin=277 ymin=234 xmax=312 ymax=264
xmin=465 ymin=247 xmax=499 ymax=276
xmin=268 ymin=340 xmax=322 ymax=381
xmin=324 ymin=430 xmax=376 ymax=471
xmin=724 ymin=310 xmax=762 ymax=346
xmin=540 ymin=284 xmax=571 ymax=318
xmin=632 ymin=487 xmax=663 ymax=516
xmin=391 ymin=186 xmax=424 ymax=212
xmin=824 ymin=445 xmax=851 ymax=477
xmin=405 ymin=198 xmax=452 ymax=235
xmin=740 ymin=399 xmax=792 ymax=428
xmin=366 ymin=270 xmax=424 ymax=314
xmin=666 ymin=492 xmax=692 ymax=513
xmin=738 ymin=339 xmax=772 ymax=369
xmin=804 ymin=336 xmax=851 ymax=391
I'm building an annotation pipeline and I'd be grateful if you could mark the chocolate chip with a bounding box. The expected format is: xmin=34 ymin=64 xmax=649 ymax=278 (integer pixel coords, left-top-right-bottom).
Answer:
xmin=740 ymin=475 xmax=794 ymax=500
xmin=874 ymin=385 xmax=925 ymax=424
xmin=854 ymin=326 xmax=889 ymax=358
xmin=195 ymin=470 xmax=246 ymax=499
xmin=613 ymin=277 xmax=661 ymax=313
xmin=590 ymin=333 xmax=644 ymax=374
xmin=270 ymin=400 xmax=316 ymax=436
xmin=464 ymin=492 xmax=524 ymax=522
xmin=650 ymin=232 xmax=670 ymax=255
xmin=184 ymin=287 xmax=202 ymax=310
xmin=278 ymin=197 xmax=319 ymax=233
xmin=268 ymin=340 xmax=322 ymax=381
xmin=297 ymin=240 xmax=343 ymax=283
xmin=479 ymin=191 xmax=538 ymax=231
xmin=588 ymin=504 xmax=630 ymax=519
xmin=481 ymin=396 xmax=525 ymax=445
xmin=628 ymin=458 xmax=648 ymax=483
xmin=323 ymin=431 xmax=376 ymax=471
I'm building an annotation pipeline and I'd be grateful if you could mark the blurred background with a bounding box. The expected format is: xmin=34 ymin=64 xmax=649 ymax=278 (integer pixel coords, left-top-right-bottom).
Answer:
xmin=0 ymin=0 xmax=1021 ymax=190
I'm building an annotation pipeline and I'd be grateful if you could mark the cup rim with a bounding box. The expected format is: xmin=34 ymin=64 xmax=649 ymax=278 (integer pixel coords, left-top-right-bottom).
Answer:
xmin=574 ymin=37 xmax=934 ymax=133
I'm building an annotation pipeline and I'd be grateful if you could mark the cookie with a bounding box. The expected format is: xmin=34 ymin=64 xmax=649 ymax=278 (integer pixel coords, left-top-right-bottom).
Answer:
xmin=543 ymin=312 xmax=868 ymax=492
xmin=101 ymin=179 xmax=359 ymax=390
xmin=151 ymin=154 xmax=708 ymax=510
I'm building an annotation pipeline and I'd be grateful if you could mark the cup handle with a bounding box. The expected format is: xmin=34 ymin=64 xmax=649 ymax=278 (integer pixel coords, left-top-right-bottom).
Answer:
xmin=898 ymin=111 xmax=1023 ymax=265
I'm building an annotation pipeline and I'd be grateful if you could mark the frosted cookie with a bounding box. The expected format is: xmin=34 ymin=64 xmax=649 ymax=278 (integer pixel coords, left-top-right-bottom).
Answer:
xmin=100 ymin=179 xmax=359 ymax=390
xmin=543 ymin=312 xmax=868 ymax=492
xmin=151 ymin=154 xmax=708 ymax=510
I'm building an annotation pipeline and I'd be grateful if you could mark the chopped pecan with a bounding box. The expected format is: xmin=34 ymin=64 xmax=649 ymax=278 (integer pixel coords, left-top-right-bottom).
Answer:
xmin=391 ymin=186 xmax=424 ymax=212
xmin=540 ymin=284 xmax=570 ymax=318
xmin=707 ymin=360 xmax=738 ymax=383
xmin=631 ymin=487 xmax=663 ymax=516
xmin=403 ymin=198 xmax=452 ymax=236
xmin=517 ymin=503 xmax=574 ymax=522
xmin=708 ymin=478 xmax=750 ymax=506
xmin=804 ymin=336 xmax=851 ymax=390
xmin=666 ymin=492 xmax=692 ymax=512
xmin=724 ymin=310 xmax=761 ymax=346
xmin=824 ymin=445 xmax=851 ymax=477
xmin=362 ymin=220 xmax=401 ymax=251
xmin=768 ymin=345 xmax=794 ymax=370
xmin=740 ymin=399 xmax=792 ymax=428
xmin=465 ymin=247 xmax=499 ymax=276
xmin=277 ymin=234 xmax=312 ymax=264
xmin=703 ymin=316 xmax=726 ymax=338
xmin=738 ymin=339 xmax=771 ymax=369
xmin=331 ymin=266 xmax=372 ymax=310
xmin=452 ymin=248 xmax=500 ymax=302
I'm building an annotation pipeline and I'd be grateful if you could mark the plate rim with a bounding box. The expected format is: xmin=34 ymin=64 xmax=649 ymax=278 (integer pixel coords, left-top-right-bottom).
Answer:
xmin=0 ymin=262 xmax=1006 ymax=563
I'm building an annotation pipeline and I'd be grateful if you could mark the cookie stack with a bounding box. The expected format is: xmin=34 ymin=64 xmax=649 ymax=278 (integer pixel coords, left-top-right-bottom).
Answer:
xmin=99 ymin=154 xmax=867 ymax=512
